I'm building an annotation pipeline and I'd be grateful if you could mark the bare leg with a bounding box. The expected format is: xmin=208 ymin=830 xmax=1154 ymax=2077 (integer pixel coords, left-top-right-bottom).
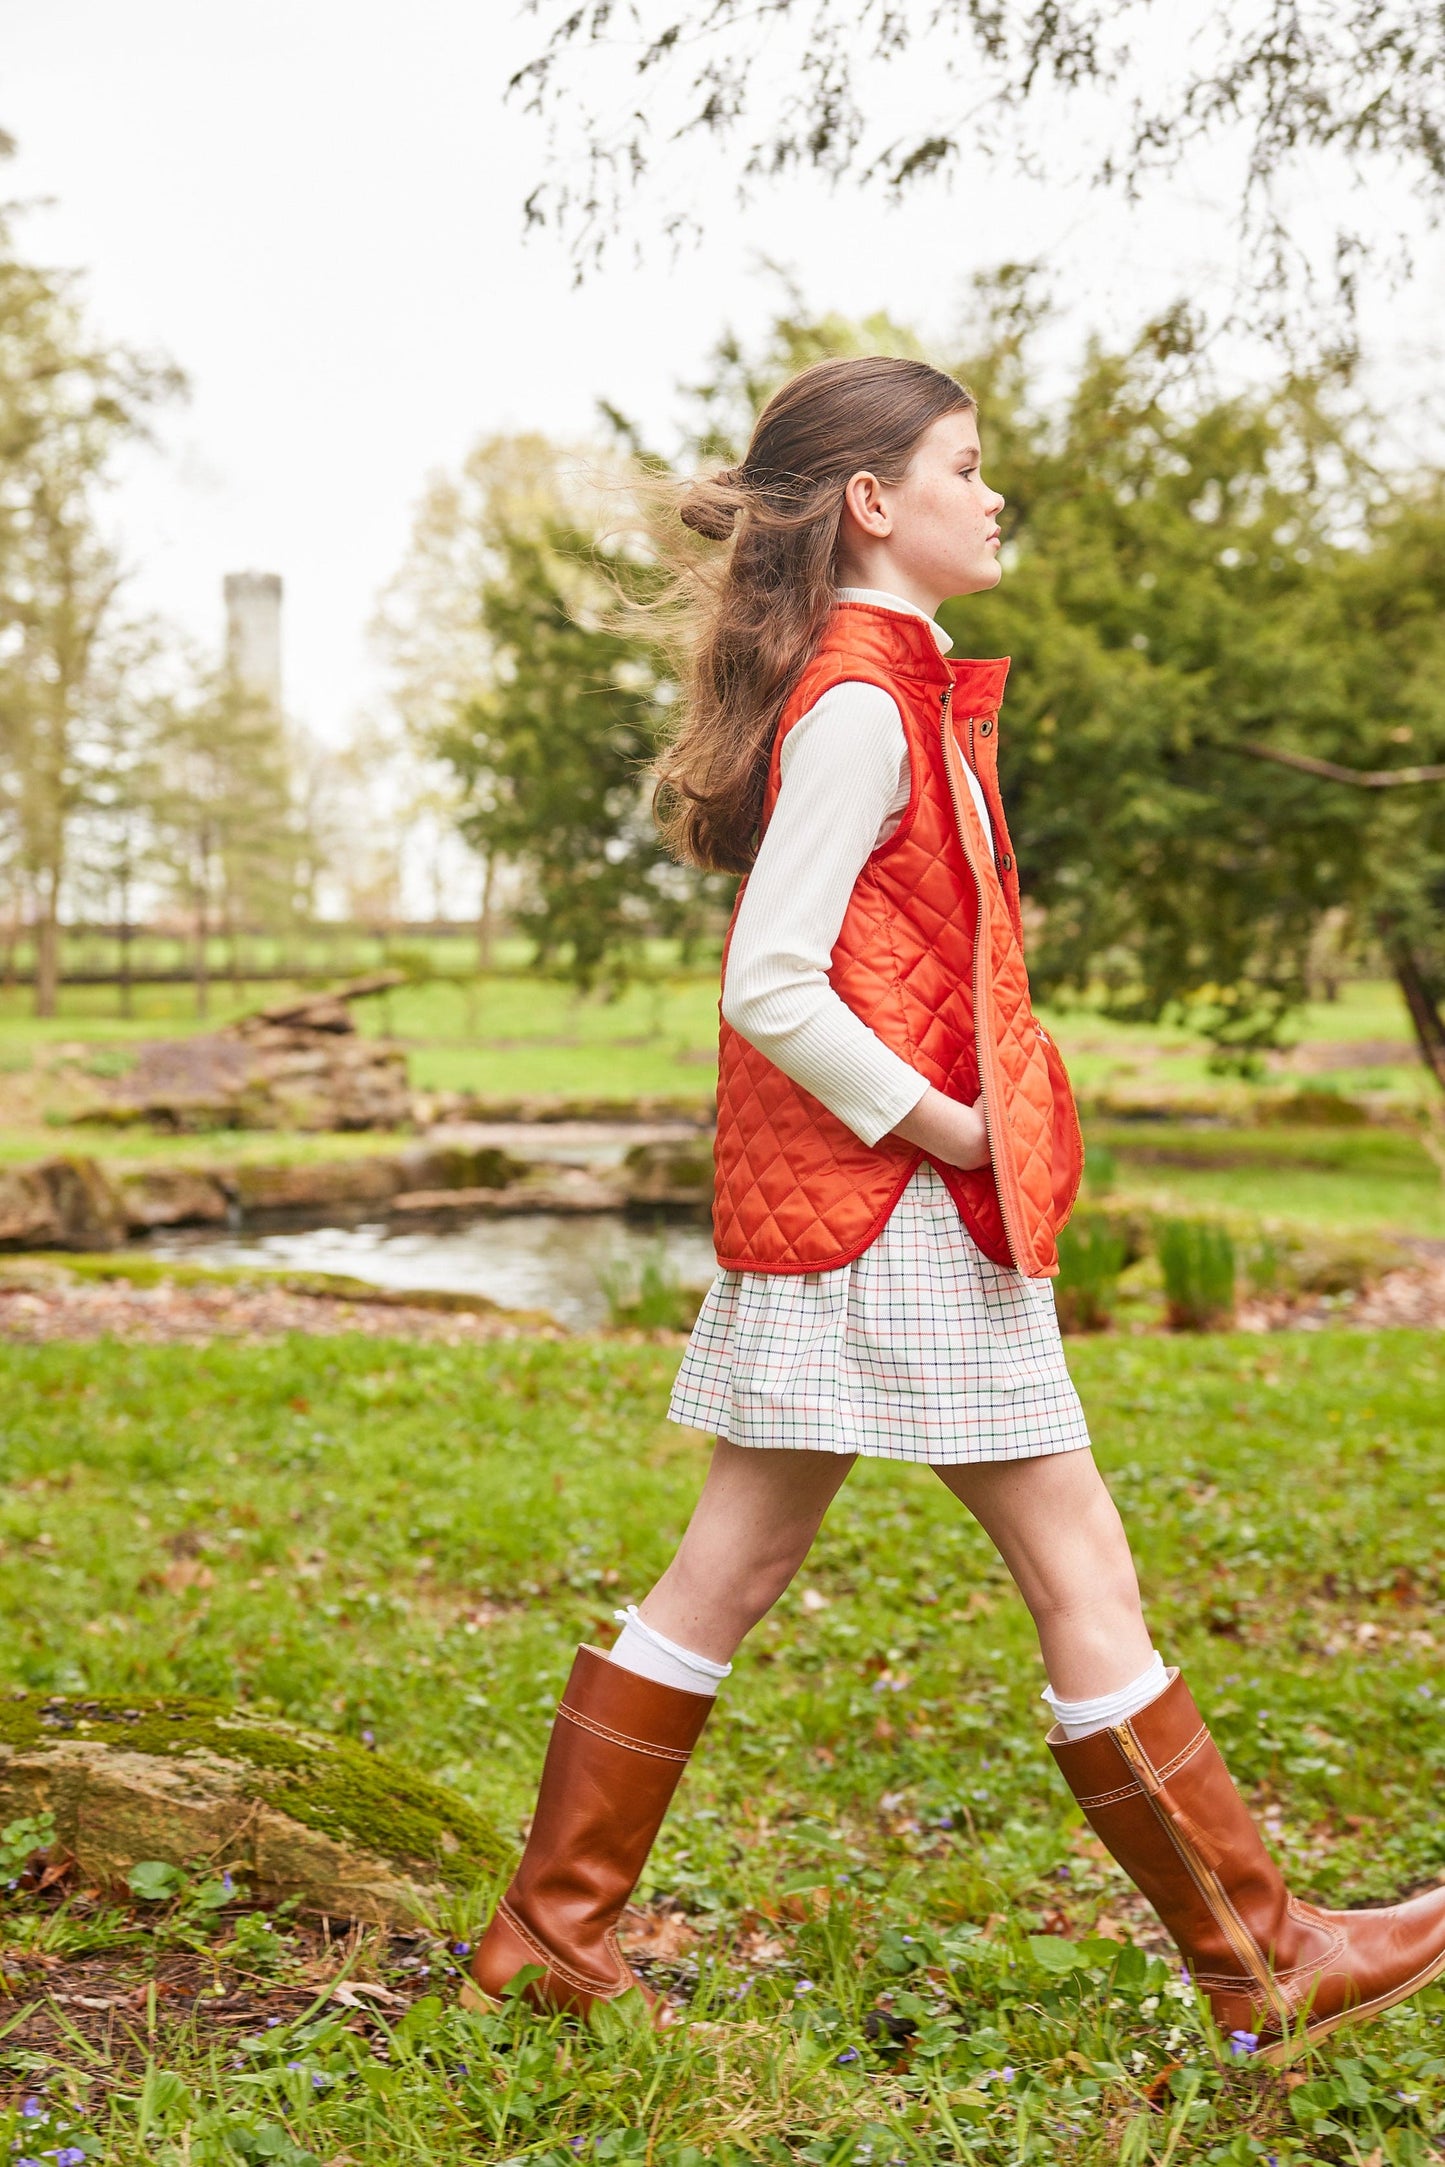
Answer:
xmin=934 ymin=1450 xmax=1153 ymax=1700
xmin=638 ymin=1438 xmax=855 ymax=1664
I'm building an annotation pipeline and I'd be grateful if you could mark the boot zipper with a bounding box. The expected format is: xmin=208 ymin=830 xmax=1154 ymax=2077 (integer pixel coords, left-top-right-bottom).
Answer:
xmin=1112 ymin=1718 xmax=1289 ymax=2024
xmin=939 ymin=686 xmax=1028 ymax=1270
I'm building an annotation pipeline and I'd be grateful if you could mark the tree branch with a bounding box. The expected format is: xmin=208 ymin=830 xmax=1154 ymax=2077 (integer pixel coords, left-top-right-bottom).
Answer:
xmin=1237 ymin=741 xmax=1445 ymax=789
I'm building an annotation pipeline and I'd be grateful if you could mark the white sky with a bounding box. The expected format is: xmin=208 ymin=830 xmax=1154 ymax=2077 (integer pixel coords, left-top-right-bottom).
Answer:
xmin=5 ymin=0 xmax=1444 ymax=758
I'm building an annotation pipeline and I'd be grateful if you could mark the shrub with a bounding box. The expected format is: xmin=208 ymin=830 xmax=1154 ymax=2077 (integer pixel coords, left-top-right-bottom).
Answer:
xmin=1243 ymin=1234 xmax=1281 ymax=1296
xmin=1083 ymin=1143 xmax=1117 ymax=1195
xmin=1257 ymin=1088 xmax=1369 ymax=1127
xmin=1054 ymin=1211 xmax=1128 ymax=1333
xmin=1157 ymin=1217 xmax=1236 ymax=1330
xmin=597 ymin=1240 xmax=708 ymax=1332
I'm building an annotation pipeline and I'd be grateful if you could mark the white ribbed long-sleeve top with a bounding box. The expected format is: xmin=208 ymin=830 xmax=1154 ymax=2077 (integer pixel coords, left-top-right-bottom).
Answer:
xmin=720 ymin=588 xmax=997 ymax=1149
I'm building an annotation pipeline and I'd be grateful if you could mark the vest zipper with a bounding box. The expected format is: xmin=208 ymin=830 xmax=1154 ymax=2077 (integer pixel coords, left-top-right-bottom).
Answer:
xmin=939 ymin=686 xmax=1029 ymax=1271
xmin=1110 ymin=1718 xmax=1289 ymax=2025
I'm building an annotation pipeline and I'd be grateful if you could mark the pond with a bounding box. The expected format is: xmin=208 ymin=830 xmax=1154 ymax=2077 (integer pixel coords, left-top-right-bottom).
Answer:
xmin=143 ymin=1211 xmax=721 ymax=1331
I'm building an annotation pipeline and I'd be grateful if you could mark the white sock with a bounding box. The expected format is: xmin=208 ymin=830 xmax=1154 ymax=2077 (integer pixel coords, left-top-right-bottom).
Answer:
xmin=607 ymin=1605 xmax=732 ymax=1697
xmin=1042 ymin=1652 xmax=1170 ymax=1740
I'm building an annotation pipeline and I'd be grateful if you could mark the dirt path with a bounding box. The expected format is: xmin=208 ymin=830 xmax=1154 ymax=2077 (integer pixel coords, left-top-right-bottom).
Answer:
xmin=0 ymin=1258 xmax=1441 ymax=1346
xmin=0 ymin=1272 xmax=562 ymax=1346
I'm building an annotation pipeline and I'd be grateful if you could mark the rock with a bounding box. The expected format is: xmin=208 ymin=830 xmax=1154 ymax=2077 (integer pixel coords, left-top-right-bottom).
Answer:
xmin=621 ymin=1137 xmax=716 ymax=1209
xmin=227 ymin=1032 xmax=411 ymax=1132
xmin=75 ymin=974 xmax=413 ymax=1133
xmin=242 ymin=974 xmax=405 ymax=1033
xmin=440 ymin=1094 xmax=716 ymax=1127
xmin=232 ymin=1158 xmax=409 ymax=1215
xmin=391 ymin=1167 xmax=626 ymax=1217
xmin=0 ymin=1164 xmax=58 ymax=1247
xmin=118 ymin=1167 xmax=232 ymax=1231
xmin=0 ymin=1157 xmax=127 ymax=1251
xmin=421 ymin=1120 xmax=709 ymax=1166
xmin=402 ymin=1143 xmax=533 ymax=1191
xmin=0 ymin=1692 xmax=509 ymax=1926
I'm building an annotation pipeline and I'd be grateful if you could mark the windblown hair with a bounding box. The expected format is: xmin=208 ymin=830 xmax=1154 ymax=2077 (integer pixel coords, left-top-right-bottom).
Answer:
xmin=652 ymin=355 xmax=975 ymax=874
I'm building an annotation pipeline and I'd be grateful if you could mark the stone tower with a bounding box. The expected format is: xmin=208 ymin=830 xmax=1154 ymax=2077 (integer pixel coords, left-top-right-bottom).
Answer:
xmin=224 ymin=571 xmax=283 ymax=709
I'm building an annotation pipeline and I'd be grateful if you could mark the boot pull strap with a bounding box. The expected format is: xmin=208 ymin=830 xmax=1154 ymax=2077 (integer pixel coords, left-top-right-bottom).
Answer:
xmin=1113 ymin=1716 xmax=1290 ymax=2027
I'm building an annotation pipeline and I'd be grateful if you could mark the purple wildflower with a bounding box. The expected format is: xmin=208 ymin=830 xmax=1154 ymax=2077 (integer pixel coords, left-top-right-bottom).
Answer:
xmin=1000 ymin=2066 xmax=1015 ymax=2082
xmin=361 ymin=1729 xmax=376 ymax=1748
xmin=452 ymin=1940 xmax=471 ymax=1956
xmin=266 ymin=2016 xmax=282 ymax=2028
xmin=1228 ymin=2029 xmax=1259 ymax=2057
xmin=16 ymin=2156 xmax=43 ymax=2167
xmin=222 ymin=1872 xmax=235 ymax=1894
xmin=794 ymin=1978 xmax=814 ymax=1994
xmin=21 ymin=2101 xmax=43 ymax=2120
xmin=54 ymin=2149 xmax=86 ymax=2166
xmin=836 ymin=2048 xmax=860 ymax=2064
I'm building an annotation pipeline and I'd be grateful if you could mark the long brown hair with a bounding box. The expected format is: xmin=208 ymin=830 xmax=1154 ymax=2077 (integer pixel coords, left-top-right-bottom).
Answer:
xmin=652 ymin=355 xmax=975 ymax=874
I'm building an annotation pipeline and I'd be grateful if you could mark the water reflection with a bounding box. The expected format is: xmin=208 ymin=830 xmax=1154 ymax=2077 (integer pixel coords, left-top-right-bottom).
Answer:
xmin=144 ymin=1212 xmax=720 ymax=1332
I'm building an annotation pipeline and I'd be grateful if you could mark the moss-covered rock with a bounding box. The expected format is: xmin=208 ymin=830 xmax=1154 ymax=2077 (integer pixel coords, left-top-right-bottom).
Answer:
xmin=0 ymin=1693 xmax=511 ymax=1925
xmin=621 ymin=1138 xmax=714 ymax=1209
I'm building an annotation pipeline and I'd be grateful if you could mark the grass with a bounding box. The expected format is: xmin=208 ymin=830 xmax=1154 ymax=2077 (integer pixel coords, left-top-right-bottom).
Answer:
xmin=1107 ymin=1162 xmax=1445 ymax=1243
xmin=348 ymin=970 xmax=724 ymax=1100
xmin=0 ymin=963 xmax=1431 ymax=1111
xmin=2 ymin=1328 xmax=1445 ymax=2161
xmin=1 ymin=972 xmax=1440 ymax=1255
xmin=0 ymin=1127 xmax=418 ymax=1169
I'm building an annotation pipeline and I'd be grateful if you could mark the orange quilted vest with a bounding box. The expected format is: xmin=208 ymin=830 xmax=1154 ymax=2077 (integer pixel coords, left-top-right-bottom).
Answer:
xmin=712 ymin=601 xmax=1082 ymax=1278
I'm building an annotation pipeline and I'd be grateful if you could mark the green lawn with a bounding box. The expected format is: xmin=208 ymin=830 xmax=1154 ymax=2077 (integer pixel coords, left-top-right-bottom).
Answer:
xmin=3 ymin=1330 xmax=1444 ymax=2162
xmin=1093 ymin=1125 xmax=1445 ymax=1242
xmin=0 ymin=965 xmax=1431 ymax=1114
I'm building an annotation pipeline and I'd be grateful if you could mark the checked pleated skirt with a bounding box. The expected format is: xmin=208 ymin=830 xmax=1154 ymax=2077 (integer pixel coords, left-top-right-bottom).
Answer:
xmin=667 ymin=1159 xmax=1092 ymax=1465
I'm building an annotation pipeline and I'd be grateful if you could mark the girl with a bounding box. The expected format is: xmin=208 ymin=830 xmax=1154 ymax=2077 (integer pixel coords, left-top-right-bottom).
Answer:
xmin=467 ymin=356 xmax=1445 ymax=2062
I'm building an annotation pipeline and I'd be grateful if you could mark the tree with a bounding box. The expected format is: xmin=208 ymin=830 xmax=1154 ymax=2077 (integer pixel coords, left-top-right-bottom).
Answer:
xmin=435 ymin=514 xmax=714 ymax=986
xmin=381 ymin=433 xmax=729 ymax=981
xmin=1244 ymin=487 xmax=1445 ymax=1089
xmin=514 ymin=2 xmax=1445 ymax=345
xmin=372 ymin=435 xmax=586 ymax=957
xmin=0 ymin=197 xmax=182 ymax=1012
xmin=637 ymin=289 xmax=1445 ymax=1088
xmin=927 ymin=286 xmax=1445 ymax=1088
xmin=151 ymin=673 xmax=306 ymax=1015
xmin=73 ymin=623 xmax=169 ymax=1017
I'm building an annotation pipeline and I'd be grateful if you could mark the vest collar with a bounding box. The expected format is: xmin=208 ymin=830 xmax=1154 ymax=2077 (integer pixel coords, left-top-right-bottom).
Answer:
xmin=834 ymin=586 xmax=953 ymax=653
xmin=827 ymin=600 xmax=1009 ymax=715
xmin=826 ymin=599 xmax=952 ymax=685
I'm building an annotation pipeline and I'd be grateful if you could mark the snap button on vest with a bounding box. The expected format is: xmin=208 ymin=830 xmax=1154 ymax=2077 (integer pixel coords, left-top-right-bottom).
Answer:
xmin=711 ymin=603 xmax=1083 ymax=1279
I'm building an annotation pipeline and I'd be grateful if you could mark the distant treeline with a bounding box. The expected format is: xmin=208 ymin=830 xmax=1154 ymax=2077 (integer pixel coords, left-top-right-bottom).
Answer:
xmin=3 ymin=194 xmax=1443 ymax=1088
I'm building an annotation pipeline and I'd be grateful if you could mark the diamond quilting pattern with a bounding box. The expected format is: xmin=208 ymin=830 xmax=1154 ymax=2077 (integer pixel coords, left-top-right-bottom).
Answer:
xmin=713 ymin=606 xmax=1082 ymax=1279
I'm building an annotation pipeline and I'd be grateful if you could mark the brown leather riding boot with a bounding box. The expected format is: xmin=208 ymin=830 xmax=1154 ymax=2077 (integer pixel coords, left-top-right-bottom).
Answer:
xmin=1050 ymin=1669 xmax=1445 ymax=2062
xmin=464 ymin=1646 xmax=714 ymax=2023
